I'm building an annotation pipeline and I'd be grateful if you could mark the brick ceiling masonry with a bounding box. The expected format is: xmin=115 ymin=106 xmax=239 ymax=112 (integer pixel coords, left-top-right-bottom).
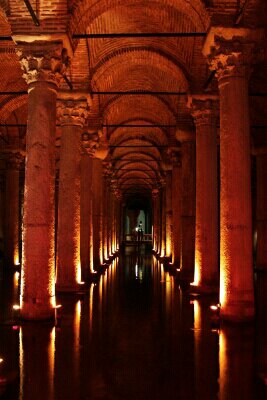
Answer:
xmin=0 ymin=0 xmax=266 ymax=198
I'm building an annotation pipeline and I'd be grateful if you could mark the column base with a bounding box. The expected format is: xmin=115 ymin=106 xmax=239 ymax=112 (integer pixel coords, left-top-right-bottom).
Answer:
xmin=220 ymin=301 xmax=255 ymax=323
xmin=20 ymin=299 xmax=55 ymax=321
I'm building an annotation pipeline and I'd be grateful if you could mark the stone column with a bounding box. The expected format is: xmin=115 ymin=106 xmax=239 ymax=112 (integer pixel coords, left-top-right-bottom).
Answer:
xmin=80 ymin=150 xmax=93 ymax=280
xmin=188 ymin=96 xmax=219 ymax=293
xmin=16 ymin=41 xmax=68 ymax=319
xmin=4 ymin=152 xmax=24 ymax=268
xmin=204 ymin=30 xmax=255 ymax=321
xmin=165 ymin=170 xmax=172 ymax=259
xmin=56 ymin=94 xmax=88 ymax=292
xmin=256 ymin=151 xmax=267 ymax=270
xmin=92 ymin=157 xmax=103 ymax=268
xmin=152 ymin=189 xmax=159 ymax=252
xmin=101 ymin=173 xmax=109 ymax=262
xmin=160 ymin=184 xmax=166 ymax=258
xmin=171 ymin=153 xmax=181 ymax=267
xmin=175 ymin=130 xmax=196 ymax=281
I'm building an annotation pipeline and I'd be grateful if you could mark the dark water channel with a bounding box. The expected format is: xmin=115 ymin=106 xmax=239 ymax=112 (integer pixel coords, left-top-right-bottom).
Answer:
xmin=0 ymin=247 xmax=266 ymax=399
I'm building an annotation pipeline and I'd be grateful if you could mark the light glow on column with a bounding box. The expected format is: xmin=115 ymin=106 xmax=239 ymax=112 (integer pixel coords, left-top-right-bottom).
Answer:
xmin=191 ymin=255 xmax=201 ymax=286
xmin=219 ymin=256 xmax=228 ymax=308
xmin=14 ymin=248 xmax=20 ymax=266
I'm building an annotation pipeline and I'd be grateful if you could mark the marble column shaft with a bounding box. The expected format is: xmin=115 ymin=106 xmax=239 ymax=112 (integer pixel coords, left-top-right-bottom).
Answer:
xmin=256 ymin=153 xmax=267 ymax=270
xmin=56 ymin=96 xmax=88 ymax=291
xmin=80 ymin=153 xmax=93 ymax=279
xmin=206 ymin=33 xmax=255 ymax=320
xmin=92 ymin=158 xmax=103 ymax=268
xmin=171 ymin=157 xmax=181 ymax=267
xmin=190 ymin=97 xmax=218 ymax=292
xmin=16 ymin=40 xmax=66 ymax=319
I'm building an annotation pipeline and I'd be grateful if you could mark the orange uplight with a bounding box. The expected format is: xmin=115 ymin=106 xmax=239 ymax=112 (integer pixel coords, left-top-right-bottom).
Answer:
xmin=219 ymin=257 xmax=228 ymax=308
xmin=166 ymin=237 xmax=172 ymax=258
xmin=14 ymin=247 xmax=20 ymax=266
xmin=210 ymin=304 xmax=220 ymax=311
xmin=13 ymin=304 xmax=20 ymax=310
xmin=192 ymin=255 xmax=201 ymax=287
xmin=0 ymin=358 xmax=3 ymax=363
xmin=76 ymin=261 xmax=82 ymax=285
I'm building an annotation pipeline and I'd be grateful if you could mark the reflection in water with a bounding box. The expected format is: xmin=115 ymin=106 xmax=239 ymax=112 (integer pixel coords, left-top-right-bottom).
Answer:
xmin=0 ymin=251 xmax=265 ymax=399
xmin=193 ymin=299 xmax=218 ymax=400
xmin=19 ymin=325 xmax=55 ymax=400
xmin=219 ymin=326 xmax=255 ymax=400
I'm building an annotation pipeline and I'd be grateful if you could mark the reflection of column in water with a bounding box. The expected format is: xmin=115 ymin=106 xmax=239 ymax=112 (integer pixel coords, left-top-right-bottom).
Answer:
xmin=19 ymin=325 xmax=55 ymax=400
xmin=219 ymin=327 xmax=254 ymax=400
xmin=89 ymin=283 xmax=94 ymax=334
xmin=74 ymin=300 xmax=81 ymax=384
xmin=193 ymin=300 xmax=218 ymax=400
xmin=165 ymin=274 xmax=173 ymax=314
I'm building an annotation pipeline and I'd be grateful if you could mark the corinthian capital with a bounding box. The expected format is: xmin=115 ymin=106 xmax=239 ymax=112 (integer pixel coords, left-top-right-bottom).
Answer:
xmin=202 ymin=28 xmax=265 ymax=81
xmin=16 ymin=41 xmax=70 ymax=86
xmin=187 ymin=95 xmax=218 ymax=126
xmin=57 ymin=93 xmax=89 ymax=127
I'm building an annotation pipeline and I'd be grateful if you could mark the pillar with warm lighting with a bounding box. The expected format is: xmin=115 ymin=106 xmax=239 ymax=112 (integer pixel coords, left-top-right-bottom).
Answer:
xmin=165 ymin=169 xmax=172 ymax=259
xmin=204 ymin=30 xmax=255 ymax=321
xmin=16 ymin=41 xmax=67 ymax=319
xmin=189 ymin=96 xmax=218 ymax=292
xmin=171 ymin=152 xmax=181 ymax=267
xmin=92 ymin=157 xmax=104 ymax=268
xmin=160 ymin=184 xmax=166 ymax=258
xmin=80 ymin=150 xmax=93 ymax=280
xmin=56 ymin=94 xmax=88 ymax=291
xmin=4 ymin=152 xmax=23 ymax=268
xmin=102 ymin=172 xmax=109 ymax=262
xmin=152 ymin=189 xmax=159 ymax=252
xmin=256 ymin=151 xmax=267 ymax=270
xmin=175 ymin=130 xmax=196 ymax=280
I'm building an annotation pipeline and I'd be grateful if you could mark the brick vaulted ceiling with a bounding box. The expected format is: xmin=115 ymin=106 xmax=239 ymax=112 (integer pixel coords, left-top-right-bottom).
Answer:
xmin=0 ymin=0 xmax=266 ymax=198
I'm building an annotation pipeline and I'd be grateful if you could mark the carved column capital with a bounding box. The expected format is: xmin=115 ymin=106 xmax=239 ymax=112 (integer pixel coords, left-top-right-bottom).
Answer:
xmin=57 ymin=95 xmax=88 ymax=127
xmin=81 ymin=131 xmax=101 ymax=156
xmin=188 ymin=95 xmax=218 ymax=127
xmin=16 ymin=41 xmax=70 ymax=87
xmin=202 ymin=28 xmax=264 ymax=82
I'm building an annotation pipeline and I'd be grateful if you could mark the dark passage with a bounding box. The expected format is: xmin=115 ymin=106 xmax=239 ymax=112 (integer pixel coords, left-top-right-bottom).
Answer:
xmin=0 ymin=248 xmax=266 ymax=400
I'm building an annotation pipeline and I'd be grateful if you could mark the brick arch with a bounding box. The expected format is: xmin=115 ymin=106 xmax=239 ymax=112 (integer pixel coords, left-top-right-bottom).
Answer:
xmin=90 ymin=48 xmax=188 ymax=91
xmin=69 ymin=0 xmax=210 ymax=40
xmin=110 ymin=130 xmax=168 ymax=148
xmin=0 ymin=94 xmax=28 ymax=123
xmin=103 ymin=94 xmax=177 ymax=125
